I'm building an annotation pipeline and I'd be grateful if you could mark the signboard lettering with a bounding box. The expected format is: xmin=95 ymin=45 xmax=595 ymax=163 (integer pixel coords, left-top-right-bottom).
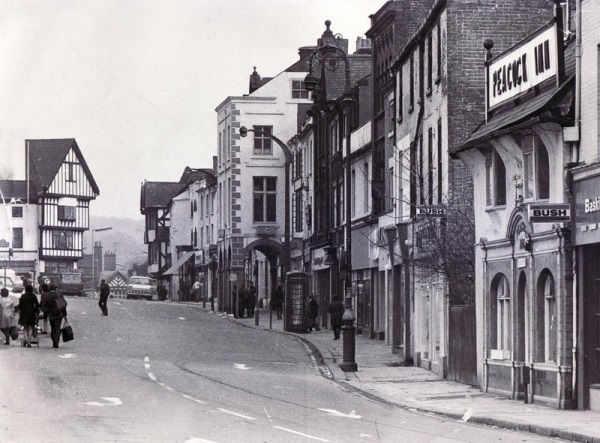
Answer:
xmin=585 ymin=196 xmax=600 ymax=214
xmin=488 ymin=24 xmax=557 ymax=109
xmin=417 ymin=205 xmax=447 ymax=218
xmin=529 ymin=203 xmax=570 ymax=222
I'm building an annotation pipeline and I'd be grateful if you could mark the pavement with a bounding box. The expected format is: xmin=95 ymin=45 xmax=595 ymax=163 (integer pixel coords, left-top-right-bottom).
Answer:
xmin=187 ymin=302 xmax=600 ymax=443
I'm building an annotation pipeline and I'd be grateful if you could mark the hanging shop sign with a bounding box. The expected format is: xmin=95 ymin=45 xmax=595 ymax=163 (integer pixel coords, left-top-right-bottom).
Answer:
xmin=528 ymin=203 xmax=570 ymax=223
xmin=487 ymin=23 xmax=557 ymax=109
xmin=416 ymin=205 xmax=447 ymax=218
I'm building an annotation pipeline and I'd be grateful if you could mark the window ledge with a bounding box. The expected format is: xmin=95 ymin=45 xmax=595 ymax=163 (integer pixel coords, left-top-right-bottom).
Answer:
xmin=484 ymin=205 xmax=507 ymax=213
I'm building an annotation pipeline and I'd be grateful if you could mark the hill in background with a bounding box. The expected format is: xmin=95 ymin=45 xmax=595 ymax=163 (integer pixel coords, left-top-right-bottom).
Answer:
xmin=85 ymin=216 xmax=146 ymax=272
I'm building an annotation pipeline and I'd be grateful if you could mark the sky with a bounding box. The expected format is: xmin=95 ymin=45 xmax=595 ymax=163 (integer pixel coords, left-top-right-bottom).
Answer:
xmin=0 ymin=0 xmax=385 ymax=220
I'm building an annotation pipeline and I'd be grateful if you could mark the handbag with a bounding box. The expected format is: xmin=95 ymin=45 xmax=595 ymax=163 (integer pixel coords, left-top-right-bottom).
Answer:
xmin=61 ymin=318 xmax=74 ymax=342
xmin=9 ymin=325 xmax=19 ymax=340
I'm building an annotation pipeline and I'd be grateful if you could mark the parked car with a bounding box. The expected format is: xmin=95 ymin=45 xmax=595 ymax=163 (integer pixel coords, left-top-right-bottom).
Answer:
xmin=126 ymin=276 xmax=157 ymax=301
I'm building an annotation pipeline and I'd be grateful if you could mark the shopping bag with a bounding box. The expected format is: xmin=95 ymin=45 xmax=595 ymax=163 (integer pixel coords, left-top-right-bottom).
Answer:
xmin=61 ymin=319 xmax=74 ymax=342
xmin=9 ymin=326 xmax=19 ymax=340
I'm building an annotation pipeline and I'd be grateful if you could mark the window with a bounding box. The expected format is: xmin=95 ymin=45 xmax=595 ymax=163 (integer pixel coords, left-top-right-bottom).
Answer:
xmin=537 ymin=270 xmax=557 ymax=362
xmin=388 ymin=98 xmax=395 ymax=134
xmin=12 ymin=207 xmax=23 ymax=218
xmin=398 ymin=69 xmax=403 ymax=122
xmin=428 ymin=127 xmax=433 ymax=205
xmin=522 ymin=134 xmax=550 ymax=200
xmin=66 ymin=162 xmax=75 ymax=182
xmin=351 ymin=169 xmax=356 ymax=217
xmin=409 ymin=55 xmax=415 ymax=111
xmin=419 ymin=134 xmax=424 ymax=205
xmin=12 ymin=228 xmax=23 ymax=249
xmin=148 ymin=212 xmax=157 ymax=230
xmin=427 ymin=31 xmax=433 ymax=93
xmin=485 ymin=148 xmax=507 ymax=207
xmin=388 ymin=167 xmax=394 ymax=211
xmin=437 ymin=118 xmax=443 ymax=204
xmin=52 ymin=230 xmax=73 ymax=250
xmin=294 ymin=189 xmax=303 ymax=233
xmin=330 ymin=121 xmax=339 ymax=155
xmin=292 ymin=80 xmax=309 ymax=99
xmin=253 ymin=126 xmax=273 ymax=155
xmin=294 ymin=150 xmax=303 ymax=179
xmin=363 ymin=162 xmax=369 ymax=214
xmin=253 ymin=177 xmax=277 ymax=222
xmin=150 ymin=243 xmax=159 ymax=264
xmin=58 ymin=205 xmax=76 ymax=221
xmin=490 ymin=274 xmax=511 ymax=354
xmin=436 ymin=22 xmax=442 ymax=81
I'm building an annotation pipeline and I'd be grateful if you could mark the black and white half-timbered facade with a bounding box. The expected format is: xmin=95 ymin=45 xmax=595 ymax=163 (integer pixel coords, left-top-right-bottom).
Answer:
xmin=0 ymin=139 xmax=99 ymax=280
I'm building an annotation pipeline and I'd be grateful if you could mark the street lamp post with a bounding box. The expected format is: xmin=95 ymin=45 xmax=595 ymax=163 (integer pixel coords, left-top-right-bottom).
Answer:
xmin=91 ymin=227 xmax=112 ymax=297
xmin=0 ymin=188 xmax=13 ymax=285
xmin=239 ymin=125 xmax=292 ymax=327
xmin=304 ymin=21 xmax=357 ymax=371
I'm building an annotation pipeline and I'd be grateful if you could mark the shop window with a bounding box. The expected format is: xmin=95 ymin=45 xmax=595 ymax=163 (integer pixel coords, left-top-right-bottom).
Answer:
xmin=490 ymin=273 xmax=511 ymax=358
xmin=485 ymin=148 xmax=507 ymax=207
xmin=253 ymin=177 xmax=277 ymax=223
xmin=522 ymin=134 xmax=550 ymax=201
xmin=537 ymin=270 xmax=557 ymax=362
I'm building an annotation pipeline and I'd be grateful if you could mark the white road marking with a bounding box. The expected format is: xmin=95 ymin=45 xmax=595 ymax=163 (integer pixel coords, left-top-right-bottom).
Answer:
xmin=148 ymin=373 xmax=157 ymax=381
xmin=317 ymin=408 xmax=361 ymax=419
xmin=182 ymin=394 xmax=207 ymax=404
xmin=145 ymin=364 xmax=151 ymax=370
xmin=81 ymin=397 xmax=122 ymax=407
xmin=81 ymin=312 xmax=87 ymax=315
xmin=360 ymin=433 xmax=373 ymax=438
xmin=178 ymin=317 xmax=186 ymax=320
xmin=144 ymin=357 xmax=150 ymax=362
xmin=185 ymin=438 xmax=219 ymax=443
xmin=233 ymin=363 xmax=250 ymax=370
xmin=116 ymin=338 xmax=122 ymax=342
xmin=158 ymin=382 xmax=174 ymax=391
xmin=272 ymin=426 xmax=329 ymax=442
xmin=460 ymin=408 xmax=473 ymax=422
xmin=217 ymin=408 xmax=255 ymax=420
xmin=263 ymin=406 xmax=272 ymax=421
xmin=58 ymin=353 xmax=76 ymax=359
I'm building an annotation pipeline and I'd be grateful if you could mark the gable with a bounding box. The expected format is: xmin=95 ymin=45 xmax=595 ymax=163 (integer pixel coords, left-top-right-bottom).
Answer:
xmin=46 ymin=147 xmax=98 ymax=199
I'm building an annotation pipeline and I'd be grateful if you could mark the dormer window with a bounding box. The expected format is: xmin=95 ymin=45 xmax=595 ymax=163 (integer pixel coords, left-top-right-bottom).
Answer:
xmin=66 ymin=162 xmax=76 ymax=182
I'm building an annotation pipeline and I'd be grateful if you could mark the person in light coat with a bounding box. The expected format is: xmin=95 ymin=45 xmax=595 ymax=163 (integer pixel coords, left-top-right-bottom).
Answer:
xmin=0 ymin=288 xmax=17 ymax=345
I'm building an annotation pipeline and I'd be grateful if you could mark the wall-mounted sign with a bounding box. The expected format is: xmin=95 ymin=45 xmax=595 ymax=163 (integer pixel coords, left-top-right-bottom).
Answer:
xmin=488 ymin=24 xmax=557 ymax=109
xmin=529 ymin=203 xmax=570 ymax=223
xmin=0 ymin=239 xmax=9 ymax=248
xmin=417 ymin=205 xmax=447 ymax=218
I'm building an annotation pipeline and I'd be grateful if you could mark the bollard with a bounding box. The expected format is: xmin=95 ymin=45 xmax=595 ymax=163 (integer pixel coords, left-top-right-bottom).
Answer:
xmin=339 ymin=298 xmax=358 ymax=372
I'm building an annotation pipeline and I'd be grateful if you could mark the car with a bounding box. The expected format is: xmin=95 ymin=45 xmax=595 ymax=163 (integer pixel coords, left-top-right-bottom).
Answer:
xmin=126 ymin=276 xmax=157 ymax=301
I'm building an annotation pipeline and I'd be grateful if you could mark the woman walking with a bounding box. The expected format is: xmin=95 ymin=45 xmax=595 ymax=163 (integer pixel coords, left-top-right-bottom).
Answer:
xmin=17 ymin=285 xmax=39 ymax=347
xmin=0 ymin=288 xmax=17 ymax=345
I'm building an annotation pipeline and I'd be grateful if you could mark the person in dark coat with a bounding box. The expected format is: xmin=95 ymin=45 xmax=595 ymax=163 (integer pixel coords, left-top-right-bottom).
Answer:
xmin=327 ymin=295 xmax=345 ymax=340
xmin=246 ymin=284 xmax=256 ymax=317
xmin=306 ymin=294 xmax=320 ymax=332
xmin=39 ymin=283 xmax=52 ymax=334
xmin=47 ymin=284 xmax=67 ymax=349
xmin=272 ymin=285 xmax=284 ymax=320
xmin=17 ymin=285 xmax=39 ymax=347
xmin=99 ymin=279 xmax=110 ymax=316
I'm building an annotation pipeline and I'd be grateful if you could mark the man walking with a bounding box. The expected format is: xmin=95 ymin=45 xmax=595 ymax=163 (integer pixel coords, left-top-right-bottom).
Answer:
xmin=307 ymin=294 xmax=320 ymax=332
xmin=99 ymin=279 xmax=110 ymax=316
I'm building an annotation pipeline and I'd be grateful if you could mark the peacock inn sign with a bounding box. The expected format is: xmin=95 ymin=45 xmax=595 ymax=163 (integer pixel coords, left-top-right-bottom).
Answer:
xmin=487 ymin=23 xmax=558 ymax=109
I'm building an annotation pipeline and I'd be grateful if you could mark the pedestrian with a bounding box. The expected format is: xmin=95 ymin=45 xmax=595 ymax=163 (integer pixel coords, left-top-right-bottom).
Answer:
xmin=99 ymin=279 xmax=110 ymax=316
xmin=17 ymin=285 xmax=39 ymax=347
xmin=0 ymin=288 xmax=17 ymax=345
xmin=47 ymin=284 xmax=67 ymax=349
xmin=327 ymin=295 xmax=344 ymax=340
xmin=306 ymin=294 xmax=320 ymax=332
xmin=272 ymin=285 xmax=284 ymax=320
xmin=192 ymin=279 xmax=202 ymax=302
xmin=247 ymin=284 xmax=256 ymax=317
xmin=238 ymin=284 xmax=247 ymax=318
xmin=39 ymin=283 xmax=52 ymax=334
xmin=21 ymin=275 xmax=32 ymax=292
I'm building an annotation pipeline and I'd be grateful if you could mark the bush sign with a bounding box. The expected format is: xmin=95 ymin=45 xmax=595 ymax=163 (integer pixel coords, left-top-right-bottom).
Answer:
xmin=529 ymin=203 xmax=570 ymax=222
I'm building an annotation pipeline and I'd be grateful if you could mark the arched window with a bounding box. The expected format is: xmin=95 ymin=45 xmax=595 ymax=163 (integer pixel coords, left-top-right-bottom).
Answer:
xmin=485 ymin=148 xmax=506 ymax=207
xmin=490 ymin=273 xmax=511 ymax=355
xmin=522 ymin=134 xmax=550 ymax=201
xmin=537 ymin=270 xmax=556 ymax=362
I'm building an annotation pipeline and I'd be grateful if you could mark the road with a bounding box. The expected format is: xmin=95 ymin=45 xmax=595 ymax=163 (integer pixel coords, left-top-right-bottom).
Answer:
xmin=0 ymin=297 xmax=565 ymax=442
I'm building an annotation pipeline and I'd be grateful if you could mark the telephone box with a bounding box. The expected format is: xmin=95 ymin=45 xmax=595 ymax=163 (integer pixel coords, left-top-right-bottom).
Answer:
xmin=285 ymin=271 xmax=309 ymax=332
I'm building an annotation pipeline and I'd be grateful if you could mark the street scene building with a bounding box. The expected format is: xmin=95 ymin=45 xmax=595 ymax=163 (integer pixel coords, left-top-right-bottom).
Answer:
xmin=0 ymin=138 xmax=99 ymax=284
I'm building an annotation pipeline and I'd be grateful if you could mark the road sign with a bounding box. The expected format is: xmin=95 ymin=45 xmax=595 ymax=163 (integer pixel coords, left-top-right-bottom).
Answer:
xmin=229 ymin=274 xmax=237 ymax=282
xmin=529 ymin=203 xmax=570 ymax=223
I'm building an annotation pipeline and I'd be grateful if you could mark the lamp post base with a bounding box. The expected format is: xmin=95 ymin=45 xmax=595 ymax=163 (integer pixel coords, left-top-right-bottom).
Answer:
xmin=339 ymin=321 xmax=358 ymax=372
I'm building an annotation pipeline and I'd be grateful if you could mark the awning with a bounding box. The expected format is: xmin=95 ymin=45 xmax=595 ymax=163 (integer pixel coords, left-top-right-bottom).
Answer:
xmin=162 ymin=251 xmax=195 ymax=276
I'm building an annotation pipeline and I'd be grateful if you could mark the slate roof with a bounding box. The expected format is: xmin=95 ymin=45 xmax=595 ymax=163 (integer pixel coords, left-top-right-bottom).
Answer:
xmin=27 ymin=138 xmax=100 ymax=195
xmin=0 ymin=180 xmax=37 ymax=202
xmin=456 ymin=36 xmax=576 ymax=153
xmin=140 ymin=181 xmax=184 ymax=211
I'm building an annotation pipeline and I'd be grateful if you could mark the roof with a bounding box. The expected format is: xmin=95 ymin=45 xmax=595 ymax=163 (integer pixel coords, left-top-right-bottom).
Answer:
xmin=316 ymin=53 xmax=372 ymax=102
xmin=27 ymin=138 xmax=100 ymax=195
xmin=140 ymin=181 xmax=184 ymax=210
xmin=0 ymin=180 xmax=37 ymax=202
xmin=456 ymin=36 xmax=576 ymax=152
xmin=178 ymin=167 xmax=215 ymax=186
